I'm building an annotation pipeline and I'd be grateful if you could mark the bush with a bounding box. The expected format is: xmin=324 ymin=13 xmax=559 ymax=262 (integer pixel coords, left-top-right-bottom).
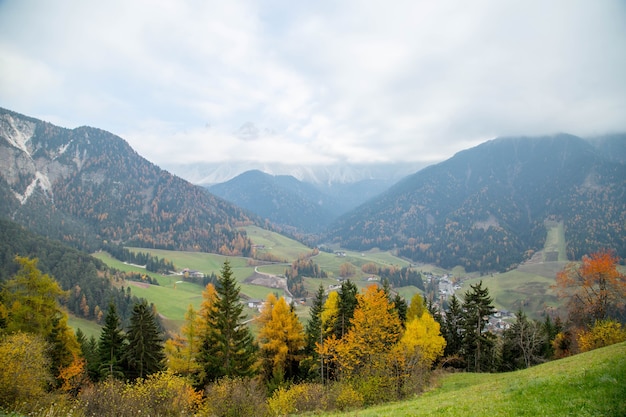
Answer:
xmin=577 ymin=320 xmax=626 ymax=353
xmin=329 ymin=382 xmax=364 ymax=411
xmin=268 ymin=383 xmax=328 ymax=416
xmin=200 ymin=377 xmax=269 ymax=417
xmin=79 ymin=372 xmax=201 ymax=416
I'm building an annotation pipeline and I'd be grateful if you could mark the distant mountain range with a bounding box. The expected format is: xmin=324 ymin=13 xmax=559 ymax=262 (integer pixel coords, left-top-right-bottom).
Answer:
xmin=1 ymin=107 xmax=624 ymax=273
xmin=324 ymin=134 xmax=626 ymax=271
xmin=163 ymin=160 xmax=426 ymax=186
xmin=208 ymin=170 xmax=396 ymax=233
xmin=0 ymin=108 xmax=255 ymax=255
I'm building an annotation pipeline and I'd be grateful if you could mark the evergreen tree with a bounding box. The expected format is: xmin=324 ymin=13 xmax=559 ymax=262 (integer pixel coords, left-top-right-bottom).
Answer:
xmin=77 ymin=329 xmax=100 ymax=381
xmin=442 ymin=294 xmax=464 ymax=359
xmin=334 ymin=279 xmax=358 ymax=339
xmin=123 ymin=300 xmax=165 ymax=379
xmin=197 ymin=261 xmax=256 ymax=384
xmin=98 ymin=302 xmax=126 ymax=379
xmin=393 ymin=293 xmax=408 ymax=326
xmin=461 ymin=281 xmax=495 ymax=372
xmin=302 ymin=284 xmax=326 ymax=381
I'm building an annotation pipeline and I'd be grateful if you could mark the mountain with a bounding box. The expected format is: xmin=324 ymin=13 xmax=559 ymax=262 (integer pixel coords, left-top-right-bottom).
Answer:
xmin=324 ymin=134 xmax=626 ymax=272
xmin=162 ymin=160 xmax=426 ymax=186
xmin=0 ymin=108 xmax=256 ymax=255
xmin=209 ymin=170 xmax=336 ymax=233
xmin=208 ymin=170 xmax=397 ymax=233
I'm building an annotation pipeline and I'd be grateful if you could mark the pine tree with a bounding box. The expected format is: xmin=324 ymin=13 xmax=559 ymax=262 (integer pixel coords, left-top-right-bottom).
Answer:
xmin=442 ymin=294 xmax=464 ymax=359
xmin=393 ymin=293 xmax=408 ymax=326
xmin=305 ymin=284 xmax=325 ymax=356
xmin=461 ymin=281 xmax=495 ymax=372
xmin=98 ymin=302 xmax=126 ymax=379
xmin=197 ymin=261 xmax=256 ymax=384
xmin=123 ymin=300 xmax=165 ymax=379
xmin=334 ymin=279 xmax=358 ymax=339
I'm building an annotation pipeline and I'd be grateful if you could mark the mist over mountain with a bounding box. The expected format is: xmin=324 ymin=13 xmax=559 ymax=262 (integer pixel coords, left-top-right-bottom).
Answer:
xmin=324 ymin=134 xmax=626 ymax=272
xmin=0 ymin=108 xmax=255 ymax=254
xmin=162 ymin=160 xmax=427 ymax=186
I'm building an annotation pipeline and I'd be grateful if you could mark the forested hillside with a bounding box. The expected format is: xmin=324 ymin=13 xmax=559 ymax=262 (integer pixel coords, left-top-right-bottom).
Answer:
xmin=0 ymin=218 xmax=143 ymax=324
xmin=325 ymin=135 xmax=626 ymax=271
xmin=0 ymin=108 xmax=256 ymax=255
xmin=209 ymin=170 xmax=337 ymax=233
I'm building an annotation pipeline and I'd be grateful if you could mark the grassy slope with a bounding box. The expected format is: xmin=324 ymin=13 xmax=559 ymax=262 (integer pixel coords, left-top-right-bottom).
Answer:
xmin=458 ymin=222 xmax=569 ymax=319
xmin=324 ymin=342 xmax=626 ymax=417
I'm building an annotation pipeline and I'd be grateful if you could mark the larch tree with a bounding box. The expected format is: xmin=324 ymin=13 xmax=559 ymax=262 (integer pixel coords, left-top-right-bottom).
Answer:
xmin=165 ymin=304 xmax=202 ymax=379
xmin=1 ymin=256 xmax=66 ymax=336
xmin=257 ymin=294 xmax=305 ymax=384
xmin=197 ymin=261 xmax=256 ymax=383
xmin=334 ymin=285 xmax=402 ymax=379
xmin=556 ymin=249 xmax=626 ymax=326
xmin=123 ymin=300 xmax=165 ymax=379
xmin=406 ymin=293 xmax=427 ymax=322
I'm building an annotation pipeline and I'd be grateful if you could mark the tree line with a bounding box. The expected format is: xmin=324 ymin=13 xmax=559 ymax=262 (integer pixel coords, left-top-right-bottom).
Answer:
xmin=1 ymin=250 xmax=624 ymax=416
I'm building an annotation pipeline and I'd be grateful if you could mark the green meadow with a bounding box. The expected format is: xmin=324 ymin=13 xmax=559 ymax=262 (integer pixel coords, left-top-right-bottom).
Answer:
xmin=323 ymin=342 xmax=626 ymax=417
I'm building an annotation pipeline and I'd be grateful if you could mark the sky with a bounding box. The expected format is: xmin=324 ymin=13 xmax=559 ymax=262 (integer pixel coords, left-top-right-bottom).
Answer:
xmin=1 ymin=0 xmax=625 ymax=168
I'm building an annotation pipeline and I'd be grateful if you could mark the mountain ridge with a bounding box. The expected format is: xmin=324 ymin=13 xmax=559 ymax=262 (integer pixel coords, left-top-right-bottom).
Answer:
xmin=325 ymin=134 xmax=626 ymax=271
xmin=0 ymin=107 xmax=256 ymax=255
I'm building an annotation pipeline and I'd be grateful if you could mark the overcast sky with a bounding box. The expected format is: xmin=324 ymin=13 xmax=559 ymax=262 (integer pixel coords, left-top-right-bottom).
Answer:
xmin=1 ymin=0 xmax=625 ymax=167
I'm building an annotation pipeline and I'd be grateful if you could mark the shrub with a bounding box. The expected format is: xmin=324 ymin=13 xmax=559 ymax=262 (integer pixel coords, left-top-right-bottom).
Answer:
xmin=79 ymin=372 xmax=201 ymax=416
xmin=200 ymin=377 xmax=269 ymax=417
xmin=268 ymin=382 xmax=328 ymax=416
xmin=577 ymin=320 xmax=626 ymax=353
xmin=329 ymin=382 xmax=364 ymax=411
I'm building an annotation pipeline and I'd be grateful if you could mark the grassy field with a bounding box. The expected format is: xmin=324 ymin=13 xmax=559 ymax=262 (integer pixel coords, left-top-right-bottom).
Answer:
xmin=323 ymin=342 xmax=626 ymax=417
xmin=67 ymin=313 xmax=102 ymax=339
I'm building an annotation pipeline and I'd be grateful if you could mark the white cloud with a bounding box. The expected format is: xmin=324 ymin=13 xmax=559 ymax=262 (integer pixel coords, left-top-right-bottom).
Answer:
xmin=1 ymin=0 xmax=624 ymax=167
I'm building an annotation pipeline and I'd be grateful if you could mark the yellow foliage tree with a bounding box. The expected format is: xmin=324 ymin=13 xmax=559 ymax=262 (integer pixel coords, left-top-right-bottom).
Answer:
xmin=321 ymin=290 xmax=339 ymax=336
xmin=0 ymin=332 xmax=50 ymax=409
xmin=397 ymin=312 xmax=446 ymax=367
xmin=257 ymin=294 xmax=305 ymax=381
xmin=406 ymin=293 xmax=427 ymax=322
xmin=165 ymin=304 xmax=202 ymax=378
xmin=333 ymin=285 xmax=402 ymax=378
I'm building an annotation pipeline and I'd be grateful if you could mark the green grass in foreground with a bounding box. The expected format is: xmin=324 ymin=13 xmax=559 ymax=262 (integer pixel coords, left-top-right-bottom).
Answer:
xmin=323 ymin=342 xmax=626 ymax=417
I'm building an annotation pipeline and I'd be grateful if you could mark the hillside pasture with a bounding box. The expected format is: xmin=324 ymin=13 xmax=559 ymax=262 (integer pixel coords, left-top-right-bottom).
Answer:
xmin=243 ymin=225 xmax=313 ymax=260
xmin=324 ymin=342 xmax=626 ymax=417
xmin=459 ymin=269 xmax=561 ymax=319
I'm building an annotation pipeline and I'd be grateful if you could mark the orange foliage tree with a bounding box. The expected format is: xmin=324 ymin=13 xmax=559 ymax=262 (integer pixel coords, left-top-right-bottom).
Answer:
xmin=555 ymin=249 xmax=626 ymax=325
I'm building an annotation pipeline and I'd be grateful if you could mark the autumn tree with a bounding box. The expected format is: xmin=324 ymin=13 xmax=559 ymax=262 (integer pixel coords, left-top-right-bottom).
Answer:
xmin=165 ymin=304 xmax=202 ymax=379
xmin=98 ymin=302 xmax=126 ymax=379
xmin=333 ymin=285 xmax=402 ymax=379
xmin=556 ymin=249 xmax=626 ymax=326
xmin=197 ymin=261 xmax=256 ymax=384
xmin=1 ymin=256 xmax=66 ymax=336
xmin=462 ymin=281 xmax=496 ymax=372
xmin=257 ymin=294 xmax=305 ymax=385
xmin=0 ymin=332 xmax=50 ymax=409
xmin=398 ymin=311 xmax=446 ymax=368
xmin=406 ymin=293 xmax=427 ymax=322
xmin=123 ymin=300 xmax=165 ymax=379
